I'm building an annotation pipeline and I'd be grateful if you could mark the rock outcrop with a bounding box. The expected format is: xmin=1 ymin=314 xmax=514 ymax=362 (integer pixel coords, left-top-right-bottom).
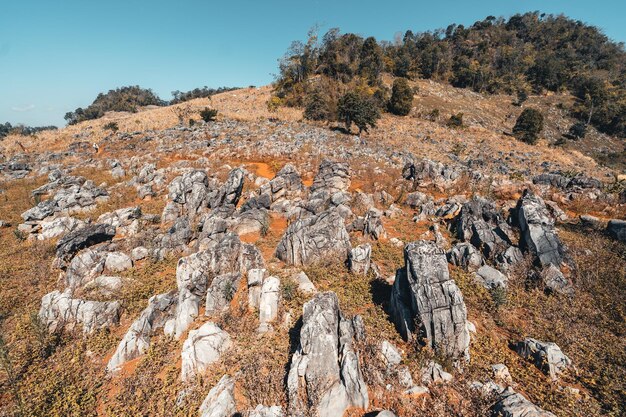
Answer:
xmin=514 ymin=338 xmax=572 ymax=380
xmin=181 ymin=322 xmax=231 ymax=381
xmin=390 ymin=240 xmax=470 ymax=361
xmin=287 ymin=292 xmax=368 ymax=417
xmin=198 ymin=375 xmax=237 ymax=417
xmin=39 ymin=290 xmax=120 ymax=334
xmin=275 ymin=210 xmax=351 ymax=266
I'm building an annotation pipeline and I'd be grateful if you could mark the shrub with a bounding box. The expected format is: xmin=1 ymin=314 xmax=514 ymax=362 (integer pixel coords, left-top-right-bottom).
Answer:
xmin=567 ymin=121 xmax=587 ymax=139
xmin=388 ymin=78 xmax=414 ymax=116
xmin=303 ymin=90 xmax=331 ymax=121
xmin=199 ymin=108 xmax=218 ymax=123
xmin=103 ymin=122 xmax=119 ymax=132
xmin=513 ymin=107 xmax=544 ymax=144
xmin=266 ymin=96 xmax=282 ymax=112
xmin=446 ymin=113 xmax=464 ymax=128
xmin=337 ymin=91 xmax=380 ymax=134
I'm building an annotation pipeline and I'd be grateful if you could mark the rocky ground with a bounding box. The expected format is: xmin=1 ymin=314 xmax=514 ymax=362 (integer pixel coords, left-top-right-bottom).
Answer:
xmin=0 ymin=84 xmax=625 ymax=417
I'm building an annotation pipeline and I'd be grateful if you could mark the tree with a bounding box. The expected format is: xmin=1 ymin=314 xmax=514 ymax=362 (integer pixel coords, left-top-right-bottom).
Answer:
xmin=304 ymin=90 xmax=331 ymax=121
xmin=337 ymin=91 xmax=380 ymax=134
xmin=513 ymin=108 xmax=544 ymax=144
xmin=358 ymin=37 xmax=383 ymax=85
xmin=388 ymin=78 xmax=414 ymax=116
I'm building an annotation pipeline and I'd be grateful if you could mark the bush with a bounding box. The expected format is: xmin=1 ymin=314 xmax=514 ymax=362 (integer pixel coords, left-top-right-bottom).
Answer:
xmin=513 ymin=107 xmax=544 ymax=144
xmin=567 ymin=121 xmax=587 ymax=139
xmin=388 ymin=78 xmax=413 ymax=116
xmin=303 ymin=90 xmax=331 ymax=121
xmin=446 ymin=113 xmax=464 ymax=128
xmin=103 ymin=122 xmax=119 ymax=132
xmin=266 ymin=96 xmax=282 ymax=113
xmin=337 ymin=91 xmax=381 ymax=134
xmin=199 ymin=108 xmax=218 ymax=123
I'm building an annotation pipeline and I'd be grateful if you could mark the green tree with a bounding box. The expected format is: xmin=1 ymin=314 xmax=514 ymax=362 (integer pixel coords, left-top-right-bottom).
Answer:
xmin=337 ymin=91 xmax=380 ymax=134
xmin=304 ymin=90 xmax=331 ymax=121
xmin=388 ymin=78 xmax=414 ymax=116
xmin=513 ymin=108 xmax=544 ymax=144
xmin=358 ymin=37 xmax=383 ymax=85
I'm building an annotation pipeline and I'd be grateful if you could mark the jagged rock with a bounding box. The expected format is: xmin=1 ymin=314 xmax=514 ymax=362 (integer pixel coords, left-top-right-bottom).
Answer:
xmin=380 ymin=340 xmax=402 ymax=369
xmin=287 ymin=292 xmax=368 ymax=417
xmin=275 ymin=210 xmax=351 ymax=266
xmin=447 ymin=242 xmax=483 ymax=270
xmin=607 ymin=219 xmax=626 ymax=243
xmin=155 ymin=217 xmax=193 ymax=257
xmin=247 ymin=268 xmax=267 ymax=309
xmin=37 ymin=216 xmax=85 ymax=240
xmin=105 ymin=252 xmax=133 ymax=273
xmin=579 ymin=214 xmax=602 ymax=229
xmin=476 ymin=265 xmax=508 ymax=289
xmin=514 ymin=338 xmax=572 ymax=380
xmin=107 ymin=291 xmax=177 ymax=372
xmin=39 ymin=290 xmax=120 ymax=334
xmin=516 ymin=190 xmax=569 ymax=269
xmin=451 ymin=196 xmax=513 ymax=260
xmin=64 ymin=248 xmax=106 ymax=289
xmin=258 ymin=276 xmax=280 ymax=333
xmin=131 ymin=246 xmax=149 ymax=261
xmin=491 ymin=363 xmax=513 ymax=384
xmin=421 ymin=361 xmax=453 ymax=385
xmin=55 ymin=223 xmax=116 ymax=267
xmin=83 ymin=275 xmax=122 ymax=296
xmin=205 ymin=272 xmax=242 ymax=315
xmin=208 ymin=167 xmax=245 ymax=209
xmin=540 ymin=264 xmax=574 ymax=296
xmin=292 ymin=271 xmax=317 ymax=294
xmin=232 ymin=208 xmax=268 ymax=236
xmin=248 ymin=405 xmax=284 ymax=417
xmin=497 ymin=246 xmax=524 ymax=271
xmin=363 ymin=207 xmax=386 ymax=239
xmin=405 ymin=191 xmax=431 ymax=210
xmin=310 ymin=160 xmax=351 ymax=195
xmin=493 ymin=387 xmax=557 ymax=417
xmin=97 ymin=206 xmax=142 ymax=235
xmin=242 ymin=164 xmax=303 ymax=211
xmin=390 ymin=240 xmax=470 ymax=361
xmin=349 ymin=244 xmax=372 ymax=275
xmin=167 ymin=169 xmax=210 ymax=217
xmin=533 ymin=172 xmax=602 ymax=191
xmin=198 ymin=375 xmax=236 ymax=417
xmin=181 ymin=322 xmax=231 ymax=381
xmin=403 ymin=158 xmax=462 ymax=186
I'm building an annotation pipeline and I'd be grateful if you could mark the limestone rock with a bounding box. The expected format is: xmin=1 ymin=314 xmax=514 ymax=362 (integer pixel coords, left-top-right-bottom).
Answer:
xmin=514 ymin=338 xmax=572 ymax=380
xmin=258 ymin=276 xmax=280 ymax=333
xmin=39 ymin=290 xmax=120 ymax=334
xmin=493 ymin=387 xmax=556 ymax=417
xmin=205 ymin=272 xmax=242 ymax=315
xmin=275 ymin=210 xmax=351 ymax=266
xmin=476 ymin=265 xmax=508 ymax=289
xmin=55 ymin=223 xmax=116 ymax=267
xmin=447 ymin=242 xmax=483 ymax=270
xmin=198 ymin=375 xmax=237 ymax=417
xmin=349 ymin=244 xmax=372 ymax=275
xmin=181 ymin=322 xmax=231 ymax=381
xmin=105 ymin=252 xmax=133 ymax=273
xmin=390 ymin=240 xmax=470 ymax=361
xmin=287 ymin=292 xmax=368 ymax=417
xmin=248 ymin=405 xmax=284 ymax=417
xmin=607 ymin=219 xmax=626 ymax=243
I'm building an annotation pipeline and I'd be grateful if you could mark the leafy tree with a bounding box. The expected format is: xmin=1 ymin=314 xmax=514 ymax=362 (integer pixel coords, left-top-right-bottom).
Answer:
xmin=388 ymin=78 xmax=413 ymax=116
xmin=303 ymin=90 xmax=331 ymax=121
xmin=358 ymin=37 xmax=383 ymax=85
xmin=337 ymin=91 xmax=380 ymax=134
xmin=170 ymin=86 xmax=239 ymax=104
xmin=513 ymin=108 xmax=544 ymax=144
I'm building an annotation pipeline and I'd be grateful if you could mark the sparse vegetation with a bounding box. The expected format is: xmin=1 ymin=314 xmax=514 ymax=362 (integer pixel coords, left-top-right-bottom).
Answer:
xmin=199 ymin=107 xmax=218 ymax=123
xmin=170 ymin=86 xmax=239 ymax=105
xmin=103 ymin=121 xmax=119 ymax=132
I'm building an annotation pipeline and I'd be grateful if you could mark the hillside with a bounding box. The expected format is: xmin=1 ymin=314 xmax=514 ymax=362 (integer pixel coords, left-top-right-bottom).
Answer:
xmin=0 ymin=76 xmax=625 ymax=417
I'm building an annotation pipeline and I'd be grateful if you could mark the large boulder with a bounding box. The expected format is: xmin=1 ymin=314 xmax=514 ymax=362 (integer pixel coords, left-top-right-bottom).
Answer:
xmin=447 ymin=242 xmax=483 ymax=270
xmin=208 ymin=167 xmax=245 ymax=209
xmin=607 ymin=219 xmax=626 ymax=243
xmin=516 ymin=190 xmax=569 ymax=269
xmin=514 ymin=338 xmax=572 ymax=380
xmin=493 ymin=387 xmax=557 ymax=417
xmin=37 ymin=216 xmax=86 ymax=240
xmin=107 ymin=291 xmax=177 ymax=372
xmin=198 ymin=375 xmax=237 ymax=417
xmin=241 ymin=163 xmax=303 ymax=212
xmin=349 ymin=244 xmax=372 ymax=275
xmin=275 ymin=210 xmax=351 ymax=266
xmin=181 ymin=322 xmax=231 ymax=381
xmin=390 ymin=240 xmax=470 ymax=361
xmin=39 ymin=290 xmax=120 ymax=334
xmin=258 ymin=276 xmax=281 ymax=333
xmin=287 ymin=292 xmax=368 ymax=417
xmin=55 ymin=223 xmax=116 ymax=267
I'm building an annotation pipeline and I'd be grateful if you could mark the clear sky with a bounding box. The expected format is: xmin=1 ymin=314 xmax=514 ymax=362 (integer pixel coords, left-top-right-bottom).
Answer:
xmin=1 ymin=0 xmax=625 ymax=127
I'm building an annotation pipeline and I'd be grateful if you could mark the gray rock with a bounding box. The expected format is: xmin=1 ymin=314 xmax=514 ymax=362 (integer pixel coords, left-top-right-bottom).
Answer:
xmin=607 ymin=219 xmax=626 ymax=243
xmin=476 ymin=265 xmax=508 ymax=289
xmin=540 ymin=264 xmax=574 ymax=296
xmin=248 ymin=405 xmax=284 ymax=417
xmin=64 ymin=248 xmax=106 ymax=290
xmin=380 ymin=340 xmax=402 ymax=368
xmin=107 ymin=291 xmax=177 ymax=372
xmin=517 ymin=190 xmax=569 ymax=269
xmin=287 ymin=292 xmax=368 ymax=417
xmin=39 ymin=290 xmax=120 ymax=334
xmin=242 ymin=163 xmax=303 ymax=212
xmin=493 ymin=387 xmax=556 ymax=417
xmin=97 ymin=206 xmax=141 ymax=235
xmin=105 ymin=252 xmax=133 ymax=273
xmin=181 ymin=322 xmax=231 ymax=381
xmin=447 ymin=242 xmax=483 ymax=270
xmin=349 ymin=244 xmax=371 ymax=275
xmin=363 ymin=207 xmax=386 ymax=239
xmin=131 ymin=246 xmax=149 ymax=261
xmin=292 ymin=271 xmax=317 ymax=295
xmin=205 ymin=272 xmax=242 ymax=315
xmin=374 ymin=412 xmax=397 ymax=417
xmin=275 ymin=210 xmax=351 ymax=266
xmin=390 ymin=240 xmax=470 ymax=361
xmin=258 ymin=276 xmax=280 ymax=333
xmin=38 ymin=216 xmax=85 ymax=240
xmin=247 ymin=268 xmax=267 ymax=309
xmin=208 ymin=167 xmax=245 ymax=209
xmin=491 ymin=363 xmax=512 ymax=384
xmin=55 ymin=223 xmax=116 ymax=267
xmin=514 ymin=338 xmax=572 ymax=380
xmin=198 ymin=375 xmax=237 ymax=417
xmin=421 ymin=360 xmax=453 ymax=385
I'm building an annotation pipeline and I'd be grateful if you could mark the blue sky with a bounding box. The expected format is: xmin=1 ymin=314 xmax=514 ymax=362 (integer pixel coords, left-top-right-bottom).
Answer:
xmin=1 ymin=0 xmax=625 ymax=126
